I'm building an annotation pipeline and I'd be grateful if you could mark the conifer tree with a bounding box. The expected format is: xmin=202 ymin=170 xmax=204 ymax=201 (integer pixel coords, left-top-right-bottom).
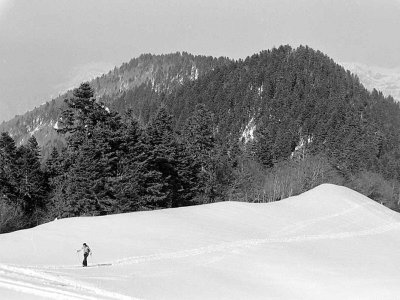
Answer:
xmin=0 ymin=132 xmax=18 ymax=205
xmin=112 ymin=112 xmax=146 ymax=212
xmin=142 ymin=106 xmax=182 ymax=208
xmin=54 ymin=83 xmax=128 ymax=216
xmin=45 ymin=147 xmax=61 ymax=180
xmin=58 ymin=82 xmax=111 ymax=150
xmin=182 ymin=103 xmax=218 ymax=202
xmin=15 ymin=136 xmax=48 ymax=223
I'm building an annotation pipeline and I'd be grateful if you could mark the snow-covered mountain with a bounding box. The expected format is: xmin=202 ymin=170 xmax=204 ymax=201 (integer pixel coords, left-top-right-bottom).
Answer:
xmin=1 ymin=184 xmax=400 ymax=299
xmin=342 ymin=62 xmax=400 ymax=101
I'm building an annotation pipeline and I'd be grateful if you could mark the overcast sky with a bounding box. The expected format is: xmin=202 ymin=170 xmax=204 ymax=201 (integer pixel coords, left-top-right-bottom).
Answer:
xmin=0 ymin=0 xmax=400 ymax=122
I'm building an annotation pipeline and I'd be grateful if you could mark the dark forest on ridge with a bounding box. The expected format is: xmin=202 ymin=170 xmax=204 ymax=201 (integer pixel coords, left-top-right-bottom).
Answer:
xmin=1 ymin=45 xmax=400 ymax=233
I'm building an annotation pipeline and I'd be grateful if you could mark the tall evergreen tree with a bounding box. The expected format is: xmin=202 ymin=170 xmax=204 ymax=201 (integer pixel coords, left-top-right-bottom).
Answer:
xmin=60 ymin=139 xmax=114 ymax=217
xmin=182 ymin=103 xmax=218 ymax=202
xmin=15 ymin=136 xmax=48 ymax=223
xmin=54 ymin=82 xmax=128 ymax=216
xmin=112 ymin=112 xmax=146 ymax=211
xmin=142 ymin=106 xmax=182 ymax=208
xmin=45 ymin=147 xmax=61 ymax=180
xmin=0 ymin=132 xmax=18 ymax=205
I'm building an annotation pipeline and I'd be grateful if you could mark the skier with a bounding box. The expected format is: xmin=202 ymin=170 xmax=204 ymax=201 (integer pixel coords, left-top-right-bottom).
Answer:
xmin=77 ymin=243 xmax=92 ymax=267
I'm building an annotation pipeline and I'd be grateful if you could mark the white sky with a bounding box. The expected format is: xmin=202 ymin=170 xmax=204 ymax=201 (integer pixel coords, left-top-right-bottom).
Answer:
xmin=0 ymin=0 xmax=400 ymax=122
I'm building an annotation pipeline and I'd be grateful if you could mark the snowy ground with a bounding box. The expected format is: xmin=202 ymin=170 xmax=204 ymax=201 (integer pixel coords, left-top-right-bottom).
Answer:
xmin=1 ymin=184 xmax=400 ymax=299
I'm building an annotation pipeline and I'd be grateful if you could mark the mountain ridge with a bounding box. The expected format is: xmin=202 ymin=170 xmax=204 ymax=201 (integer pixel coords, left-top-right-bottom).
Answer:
xmin=0 ymin=52 xmax=232 ymax=157
xmin=1 ymin=46 xmax=400 ymax=174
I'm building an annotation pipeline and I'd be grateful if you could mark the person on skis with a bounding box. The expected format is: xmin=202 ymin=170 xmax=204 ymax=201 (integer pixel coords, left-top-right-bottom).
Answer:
xmin=77 ymin=243 xmax=92 ymax=267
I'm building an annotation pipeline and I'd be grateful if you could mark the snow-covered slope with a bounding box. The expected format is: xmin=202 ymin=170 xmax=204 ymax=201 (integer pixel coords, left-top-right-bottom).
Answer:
xmin=1 ymin=184 xmax=400 ymax=299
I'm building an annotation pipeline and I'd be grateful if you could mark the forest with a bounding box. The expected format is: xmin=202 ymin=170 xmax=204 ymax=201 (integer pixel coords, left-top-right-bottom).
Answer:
xmin=1 ymin=45 xmax=400 ymax=233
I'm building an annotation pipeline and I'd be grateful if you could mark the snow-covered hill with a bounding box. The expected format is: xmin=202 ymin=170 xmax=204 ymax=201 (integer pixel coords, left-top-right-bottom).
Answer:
xmin=1 ymin=184 xmax=400 ymax=299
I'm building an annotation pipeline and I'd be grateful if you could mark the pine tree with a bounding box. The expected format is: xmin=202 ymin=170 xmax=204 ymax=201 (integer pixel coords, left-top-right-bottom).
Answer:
xmin=56 ymin=137 xmax=119 ymax=217
xmin=45 ymin=147 xmax=61 ymax=180
xmin=54 ymin=83 xmax=127 ymax=216
xmin=142 ymin=106 xmax=182 ymax=208
xmin=255 ymin=121 xmax=276 ymax=167
xmin=113 ymin=112 xmax=146 ymax=212
xmin=0 ymin=132 xmax=18 ymax=205
xmin=58 ymin=82 xmax=110 ymax=150
xmin=182 ymin=103 xmax=218 ymax=202
xmin=15 ymin=136 xmax=48 ymax=223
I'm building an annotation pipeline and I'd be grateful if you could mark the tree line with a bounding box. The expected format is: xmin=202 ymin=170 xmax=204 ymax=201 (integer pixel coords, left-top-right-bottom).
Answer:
xmin=0 ymin=83 xmax=237 ymax=232
xmin=2 ymin=45 xmax=400 ymax=233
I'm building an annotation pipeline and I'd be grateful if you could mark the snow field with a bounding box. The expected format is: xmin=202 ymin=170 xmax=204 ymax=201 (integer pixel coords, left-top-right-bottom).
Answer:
xmin=1 ymin=184 xmax=400 ymax=299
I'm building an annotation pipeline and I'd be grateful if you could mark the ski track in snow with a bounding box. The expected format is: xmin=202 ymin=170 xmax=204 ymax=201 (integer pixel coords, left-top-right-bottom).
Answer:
xmin=275 ymin=197 xmax=364 ymax=236
xmin=106 ymin=222 xmax=400 ymax=267
xmin=0 ymin=264 xmax=136 ymax=300
xmin=3 ymin=199 xmax=400 ymax=299
xmin=21 ymin=202 xmax=400 ymax=271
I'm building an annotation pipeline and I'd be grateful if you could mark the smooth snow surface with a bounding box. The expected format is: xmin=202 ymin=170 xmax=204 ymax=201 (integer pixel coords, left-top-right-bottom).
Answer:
xmin=1 ymin=184 xmax=400 ymax=299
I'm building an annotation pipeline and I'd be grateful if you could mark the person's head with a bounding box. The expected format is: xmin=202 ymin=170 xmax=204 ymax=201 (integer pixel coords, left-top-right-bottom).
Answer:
xmin=83 ymin=243 xmax=87 ymax=246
